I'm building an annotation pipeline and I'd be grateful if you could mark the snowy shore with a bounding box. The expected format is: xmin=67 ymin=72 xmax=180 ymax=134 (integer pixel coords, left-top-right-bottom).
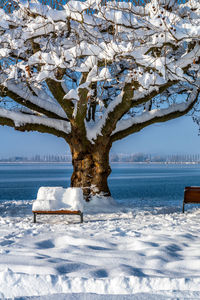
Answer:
xmin=0 ymin=199 xmax=200 ymax=299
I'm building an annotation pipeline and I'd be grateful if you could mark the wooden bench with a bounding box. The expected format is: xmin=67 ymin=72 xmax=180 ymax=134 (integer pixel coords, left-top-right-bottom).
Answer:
xmin=183 ymin=186 xmax=200 ymax=212
xmin=33 ymin=210 xmax=83 ymax=223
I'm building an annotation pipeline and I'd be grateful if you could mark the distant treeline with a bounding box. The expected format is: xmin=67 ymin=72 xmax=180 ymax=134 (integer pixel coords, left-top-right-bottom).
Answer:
xmin=0 ymin=154 xmax=71 ymax=162
xmin=110 ymin=153 xmax=200 ymax=163
xmin=1 ymin=153 xmax=200 ymax=163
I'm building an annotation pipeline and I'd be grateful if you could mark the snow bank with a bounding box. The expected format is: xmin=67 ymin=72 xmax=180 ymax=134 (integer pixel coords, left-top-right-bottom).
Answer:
xmin=32 ymin=187 xmax=84 ymax=211
xmin=1 ymin=268 xmax=200 ymax=298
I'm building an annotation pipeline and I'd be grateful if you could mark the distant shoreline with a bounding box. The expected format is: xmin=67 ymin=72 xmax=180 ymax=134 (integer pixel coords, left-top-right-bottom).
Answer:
xmin=0 ymin=161 xmax=200 ymax=165
xmin=0 ymin=161 xmax=72 ymax=164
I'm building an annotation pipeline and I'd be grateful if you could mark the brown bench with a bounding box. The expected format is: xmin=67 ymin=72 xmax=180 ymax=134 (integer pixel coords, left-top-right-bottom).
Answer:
xmin=33 ymin=210 xmax=83 ymax=223
xmin=183 ymin=186 xmax=200 ymax=212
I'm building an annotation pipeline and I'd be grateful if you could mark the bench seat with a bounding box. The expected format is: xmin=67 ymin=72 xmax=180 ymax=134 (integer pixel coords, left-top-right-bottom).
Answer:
xmin=33 ymin=210 xmax=83 ymax=223
xmin=183 ymin=186 xmax=200 ymax=212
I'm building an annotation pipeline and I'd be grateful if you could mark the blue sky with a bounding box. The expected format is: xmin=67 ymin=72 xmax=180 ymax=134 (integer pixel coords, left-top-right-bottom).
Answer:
xmin=0 ymin=115 xmax=200 ymax=157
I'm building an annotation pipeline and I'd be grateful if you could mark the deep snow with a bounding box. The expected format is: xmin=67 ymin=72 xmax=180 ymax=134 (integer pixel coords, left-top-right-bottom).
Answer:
xmin=0 ymin=198 xmax=200 ymax=299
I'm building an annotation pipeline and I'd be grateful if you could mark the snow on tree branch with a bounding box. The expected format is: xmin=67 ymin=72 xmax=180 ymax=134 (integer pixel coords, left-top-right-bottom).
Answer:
xmin=0 ymin=107 xmax=71 ymax=136
xmin=112 ymin=83 xmax=200 ymax=141
xmin=0 ymin=0 xmax=199 ymax=142
xmin=0 ymin=76 xmax=68 ymax=120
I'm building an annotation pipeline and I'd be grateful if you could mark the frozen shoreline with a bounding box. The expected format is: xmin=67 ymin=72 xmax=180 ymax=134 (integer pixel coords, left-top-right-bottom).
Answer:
xmin=0 ymin=161 xmax=200 ymax=165
xmin=0 ymin=199 xmax=200 ymax=299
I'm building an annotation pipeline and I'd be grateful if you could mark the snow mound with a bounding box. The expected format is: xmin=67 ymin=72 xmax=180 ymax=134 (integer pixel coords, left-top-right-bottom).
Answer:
xmin=84 ymin=195 xmax=120 ymax=214
xmin=32 ymin=187 xmax=84 ymax=211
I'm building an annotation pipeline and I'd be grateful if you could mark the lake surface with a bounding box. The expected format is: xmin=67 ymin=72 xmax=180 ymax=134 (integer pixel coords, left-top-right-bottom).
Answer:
xmin=0 ymin=163 xmax=200 ymax=208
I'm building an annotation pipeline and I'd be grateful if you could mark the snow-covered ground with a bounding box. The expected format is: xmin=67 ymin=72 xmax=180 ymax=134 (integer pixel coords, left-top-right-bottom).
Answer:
xmin=1 ymin=199 xmax=200 ymax=299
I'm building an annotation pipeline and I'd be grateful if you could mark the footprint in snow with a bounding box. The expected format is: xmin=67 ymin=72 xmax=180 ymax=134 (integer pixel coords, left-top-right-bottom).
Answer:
xmin=56 ymin=263 xmax=84 ymax=275
xmin=0 ymin=240 xmax=14 ymax=246
xmin=35 ymin=239 xmax=55 ymax=249
xmin=90 ymin=269 xmax=108 ymax=278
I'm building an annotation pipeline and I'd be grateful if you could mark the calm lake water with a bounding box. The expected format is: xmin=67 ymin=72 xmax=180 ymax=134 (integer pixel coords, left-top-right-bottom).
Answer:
xmin=0 ymin=163 xmax=200 ymax=208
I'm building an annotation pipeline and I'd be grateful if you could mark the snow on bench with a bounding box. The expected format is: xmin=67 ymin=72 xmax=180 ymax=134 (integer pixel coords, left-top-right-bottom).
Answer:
xmin=32 ymin=187 xmax=84 ymax=223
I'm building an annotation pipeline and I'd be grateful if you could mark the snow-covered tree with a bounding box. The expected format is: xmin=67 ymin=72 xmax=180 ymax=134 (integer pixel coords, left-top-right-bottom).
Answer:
xmin=0 ymin=0 xmax=199 ymax=200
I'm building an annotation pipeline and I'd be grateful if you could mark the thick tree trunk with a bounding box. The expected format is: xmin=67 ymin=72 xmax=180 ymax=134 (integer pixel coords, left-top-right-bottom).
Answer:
xmin=70 ymin=144 xmax=112 ymax=200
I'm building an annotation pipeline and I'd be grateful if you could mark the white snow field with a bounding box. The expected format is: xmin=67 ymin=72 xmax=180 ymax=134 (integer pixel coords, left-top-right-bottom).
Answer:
xmin=1 ymin=197 xmax=200 ymax=299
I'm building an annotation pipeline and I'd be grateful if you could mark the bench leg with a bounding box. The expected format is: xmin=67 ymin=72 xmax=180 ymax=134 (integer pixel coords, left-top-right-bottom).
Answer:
xmin=182 ymin=202 xmax=185 ymax=213
xmin=33 ymin=213 xmax=37 ymax=223
xmin=80 ymin=213 xmax=83 ymax=223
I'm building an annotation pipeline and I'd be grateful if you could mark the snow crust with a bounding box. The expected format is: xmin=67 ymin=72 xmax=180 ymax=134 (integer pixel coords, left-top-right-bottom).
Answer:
xmin=32 ymin=187 xmax=84 ymax=211
xmin=1 ymin=199 xmax=200 ymax=299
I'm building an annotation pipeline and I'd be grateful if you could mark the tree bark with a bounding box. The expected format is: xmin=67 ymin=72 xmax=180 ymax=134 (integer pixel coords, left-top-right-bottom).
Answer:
xmin=70 ymin=144 xmax=112 ymax=200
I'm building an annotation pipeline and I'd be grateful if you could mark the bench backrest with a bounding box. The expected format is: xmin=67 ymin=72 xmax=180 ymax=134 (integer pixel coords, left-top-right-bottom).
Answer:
xmin=184 ymin=187 xmax=200 ymax=203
